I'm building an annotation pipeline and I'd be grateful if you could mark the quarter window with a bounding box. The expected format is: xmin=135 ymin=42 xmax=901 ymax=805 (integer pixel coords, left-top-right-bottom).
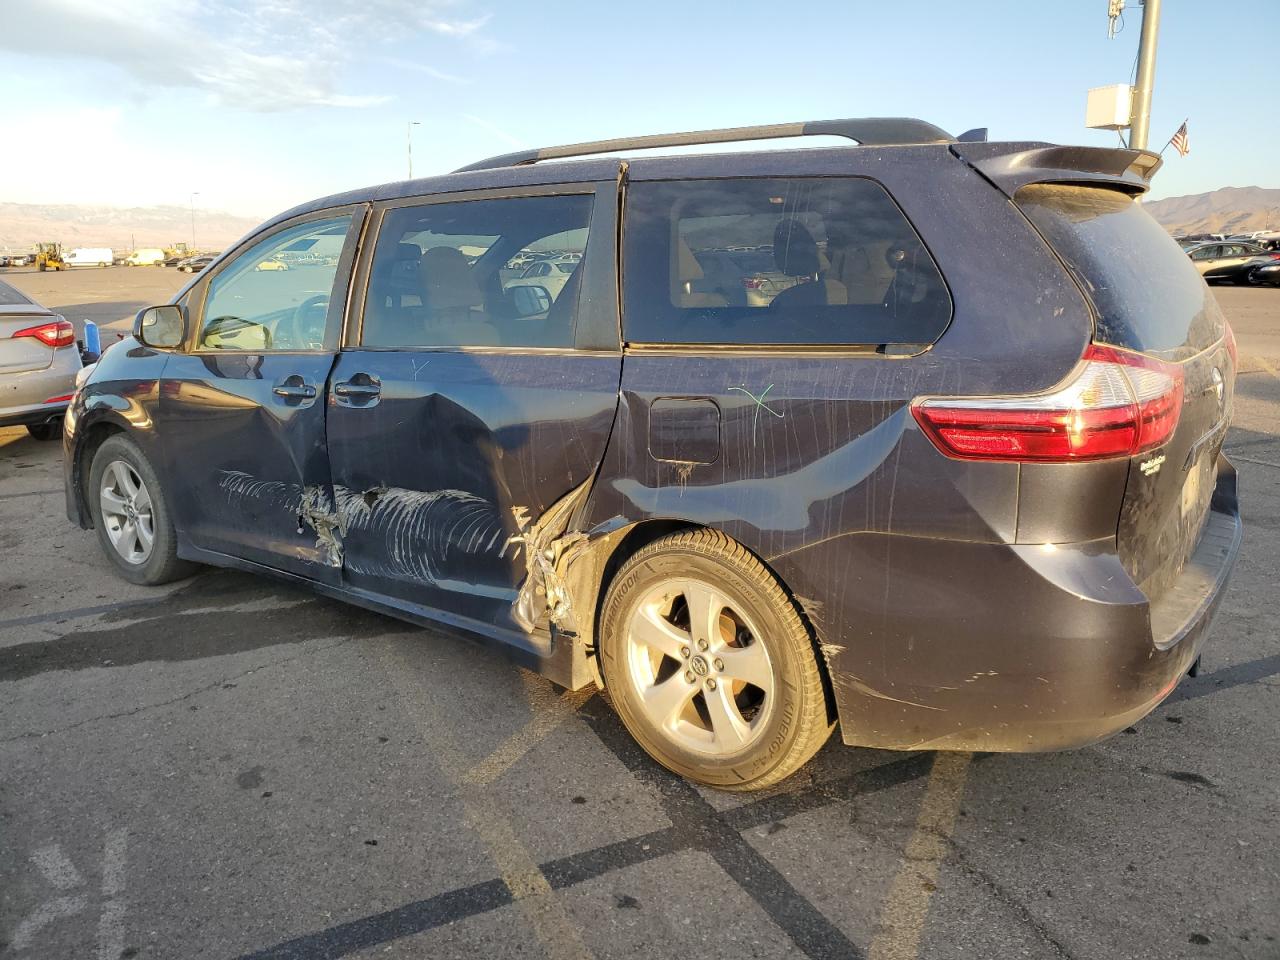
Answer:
xmin=622 ymin=177 xmax=950 ymax=346
xmin=361 ymin=194 xmax=593 ymax=349
xmin=199 ymin=216 xmax=352 ymax=351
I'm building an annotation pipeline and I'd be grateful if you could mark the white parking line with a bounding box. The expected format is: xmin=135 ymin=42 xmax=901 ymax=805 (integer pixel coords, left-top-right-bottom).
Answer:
xmin=31 ymin=844 xmax=83 ymax=891
xmin=10 ymin=828 xmax=128 ymax=955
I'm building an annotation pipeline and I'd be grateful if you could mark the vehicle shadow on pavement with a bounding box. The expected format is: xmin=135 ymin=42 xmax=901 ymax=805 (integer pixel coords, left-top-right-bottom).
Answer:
xmin=0 ymin=570 xmax=395 ymax=683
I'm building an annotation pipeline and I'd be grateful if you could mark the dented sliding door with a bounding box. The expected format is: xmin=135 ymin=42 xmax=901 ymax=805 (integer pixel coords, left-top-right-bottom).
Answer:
xmin=325 ymin=183 xmax=622 ymax=634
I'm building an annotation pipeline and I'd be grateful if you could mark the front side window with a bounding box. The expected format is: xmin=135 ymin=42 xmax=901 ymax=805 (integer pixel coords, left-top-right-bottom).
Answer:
xmin=199 ymin=216 xmax=352 ymax=351
xmin=361 ymin=194 xmax=593 ymax=349
xmin=622 ymin=177 xmax=950 ymax=346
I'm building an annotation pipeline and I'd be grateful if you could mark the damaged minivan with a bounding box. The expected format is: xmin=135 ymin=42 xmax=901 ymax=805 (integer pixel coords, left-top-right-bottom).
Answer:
xmin=64 ymin=119 xmax=1241 ymax=789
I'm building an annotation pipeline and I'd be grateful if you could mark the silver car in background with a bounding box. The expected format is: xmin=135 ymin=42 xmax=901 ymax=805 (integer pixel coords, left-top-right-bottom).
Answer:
xmin=0 ymin=279 xmax=82 ymax=441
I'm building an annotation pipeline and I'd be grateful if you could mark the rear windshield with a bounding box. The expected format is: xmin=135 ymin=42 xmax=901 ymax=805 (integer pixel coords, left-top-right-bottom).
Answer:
xmin=1017 ymin=185 xmax=1224 ymax=360
xmin=0 ymin=280 xmax=34 ymax=306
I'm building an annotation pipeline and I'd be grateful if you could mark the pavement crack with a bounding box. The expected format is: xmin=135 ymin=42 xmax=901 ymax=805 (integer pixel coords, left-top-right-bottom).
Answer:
xmin=1 ymin=638 xmax=351 ymax=744
xmin=943 ymin=837 xmax=1079 ymax=960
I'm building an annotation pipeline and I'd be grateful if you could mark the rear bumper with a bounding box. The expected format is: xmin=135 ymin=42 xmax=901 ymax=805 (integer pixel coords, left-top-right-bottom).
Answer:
xmin=0 ymin=402 xmax=67 ymax=429
xmin=800 ymin=458 xmax=1241 ymax=752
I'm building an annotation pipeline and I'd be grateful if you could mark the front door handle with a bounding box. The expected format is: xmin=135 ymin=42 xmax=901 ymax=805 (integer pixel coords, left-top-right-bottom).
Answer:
xmin=333 ymin=373 xmax=381 ymax=405
xmin=272 ymin=377 xmax=317 ymax=402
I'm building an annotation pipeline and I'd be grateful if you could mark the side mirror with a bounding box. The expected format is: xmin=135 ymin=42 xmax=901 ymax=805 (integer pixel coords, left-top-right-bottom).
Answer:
xmin=134 ymin=305 xmax=187 ymax=349
xmin=510 ymin=285 xmax=552 ymax=318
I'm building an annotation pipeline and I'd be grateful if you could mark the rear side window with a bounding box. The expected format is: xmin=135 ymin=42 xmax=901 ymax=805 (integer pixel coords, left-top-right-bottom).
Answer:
xmin=361 ymin=194 xmax=593 ymax=350
xmin=623 ymin=177 xmax=950 ymax=347
xmin=1017 ymin=185 xmax=1224 ymax=360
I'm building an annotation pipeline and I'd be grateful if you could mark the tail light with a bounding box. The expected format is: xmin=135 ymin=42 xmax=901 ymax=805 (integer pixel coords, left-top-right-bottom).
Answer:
xmin=742 ymin=277 xmax=766 ymax=289
xmin=1224 ymin=322 xmax=1238 ymax=369
xmin=912 ymin=344 xmax=1183 ymax=462
xmin=12 ymin=319 xmax=75 ymax=349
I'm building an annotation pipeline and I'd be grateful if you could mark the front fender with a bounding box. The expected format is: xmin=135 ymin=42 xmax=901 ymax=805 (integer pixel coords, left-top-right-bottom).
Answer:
xmin=63 ymin=340 xmax=170 ymax=527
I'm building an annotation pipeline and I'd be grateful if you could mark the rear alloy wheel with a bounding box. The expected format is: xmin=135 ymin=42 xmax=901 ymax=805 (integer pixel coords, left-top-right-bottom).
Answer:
xmin=88 ymin=435 xmax=196 ymax=585
xmin=599 ymin=529 xmax=832 ymax=790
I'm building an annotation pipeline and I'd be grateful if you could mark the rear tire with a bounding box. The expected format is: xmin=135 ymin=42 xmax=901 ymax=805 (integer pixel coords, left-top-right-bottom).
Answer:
xmin=598 ymin=529 xmax=833 ymax=791
xmin=88 ymin=434 xmax=197 ymax=585
xmin=26 ymin=421 xmax=61 ymax=442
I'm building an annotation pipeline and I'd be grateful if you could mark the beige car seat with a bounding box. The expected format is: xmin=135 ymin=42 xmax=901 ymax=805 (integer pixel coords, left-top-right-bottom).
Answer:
xmin=418 ymin=247 xmax=499 ymax=346
xmin=768 ymin=219 xmax=848 ymax=308
xmin=827 ymin=239 xmax=896 ymax=305
xmin=672 ymin=237 xmax=729 ymax=308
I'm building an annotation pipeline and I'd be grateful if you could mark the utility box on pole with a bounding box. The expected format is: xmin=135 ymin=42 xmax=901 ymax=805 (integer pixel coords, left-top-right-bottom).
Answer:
xmin=1086 ymin=84 xmax=1133 ymax=131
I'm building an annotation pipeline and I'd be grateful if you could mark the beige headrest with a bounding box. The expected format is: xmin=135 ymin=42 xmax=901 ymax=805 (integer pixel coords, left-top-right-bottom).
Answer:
xmin=419 ymin=246 xmax=482 ymax=311
xmin=676 ymin=237 xmax=704 ymax=281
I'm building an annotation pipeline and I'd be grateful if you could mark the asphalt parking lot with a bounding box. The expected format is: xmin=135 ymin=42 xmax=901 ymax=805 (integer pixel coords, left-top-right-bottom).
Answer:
xmin=1 ymin=269 xmax=1278 ymax=960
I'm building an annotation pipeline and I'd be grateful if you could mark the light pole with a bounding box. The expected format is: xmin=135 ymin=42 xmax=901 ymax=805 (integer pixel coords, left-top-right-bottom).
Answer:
xmin=1128 ymin=0 xmax=1163 ymax=150
xmin=189 ymin=192 xmax=200 ymax=251
xmin=407 ymin=120 xmax=421 ymax=179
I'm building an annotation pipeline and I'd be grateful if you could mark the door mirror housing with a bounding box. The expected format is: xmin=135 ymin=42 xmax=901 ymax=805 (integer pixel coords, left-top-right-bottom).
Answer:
xmin=134 ymin=305 xmax=187 ymax=349
xmin=510 ymin=284 xmax=552 ymax=318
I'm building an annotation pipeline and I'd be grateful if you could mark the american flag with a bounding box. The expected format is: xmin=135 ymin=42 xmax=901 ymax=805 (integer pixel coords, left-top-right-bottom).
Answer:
xmin=1170 ymin=121 xmax=1190 ymax=157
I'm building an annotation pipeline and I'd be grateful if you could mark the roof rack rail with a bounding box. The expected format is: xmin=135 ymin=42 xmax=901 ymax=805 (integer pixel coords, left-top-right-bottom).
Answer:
xmin=453 ymin=117 xmax=954 ymax=173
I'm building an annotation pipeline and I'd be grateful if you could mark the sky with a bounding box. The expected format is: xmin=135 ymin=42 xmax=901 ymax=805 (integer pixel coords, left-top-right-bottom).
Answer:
xmin=1 ymin=0 xmax=1276 ymax=220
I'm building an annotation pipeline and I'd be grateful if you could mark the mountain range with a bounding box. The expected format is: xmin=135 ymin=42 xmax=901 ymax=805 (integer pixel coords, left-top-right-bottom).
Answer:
xmin=1144 ymin=186 xmax=1280 ymax=236
xmin=3 ymin=185 xmax=1278 ymax=255
xmin=0 ymin=202 xmax=264 ymax=253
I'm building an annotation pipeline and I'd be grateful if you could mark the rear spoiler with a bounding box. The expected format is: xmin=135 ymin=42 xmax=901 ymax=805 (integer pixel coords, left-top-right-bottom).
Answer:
xmin=951 ymin=141 xmax=1163 ymax=197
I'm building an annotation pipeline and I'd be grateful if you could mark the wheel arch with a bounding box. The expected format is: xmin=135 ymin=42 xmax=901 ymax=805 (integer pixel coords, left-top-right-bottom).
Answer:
xmin=69 ymin=413 xmax=130 ymax=529
xmin=574 ymin=518 xmax=837 ymax=723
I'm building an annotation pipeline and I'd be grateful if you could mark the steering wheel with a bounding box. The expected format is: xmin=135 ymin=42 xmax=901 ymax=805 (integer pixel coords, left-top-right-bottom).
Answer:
xmin=279 ymin=294 xmax=330 ymax=349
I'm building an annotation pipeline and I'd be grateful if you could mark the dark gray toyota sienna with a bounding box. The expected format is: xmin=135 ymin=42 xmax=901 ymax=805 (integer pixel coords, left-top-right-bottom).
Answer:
xmin=63 ymin=118 xmax=1241 ymax=789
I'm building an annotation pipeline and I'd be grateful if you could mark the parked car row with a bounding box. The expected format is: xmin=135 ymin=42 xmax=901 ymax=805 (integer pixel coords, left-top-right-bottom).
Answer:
xmin=2 ymin=248 xmax=203 ymax=268
xmin=1184 ymin=240 xmax=1280 ymax=285
xmin=503 ymin=249 xmax=584 ymax=271
xmin=177 ymin=253 xmax=220 ymax=273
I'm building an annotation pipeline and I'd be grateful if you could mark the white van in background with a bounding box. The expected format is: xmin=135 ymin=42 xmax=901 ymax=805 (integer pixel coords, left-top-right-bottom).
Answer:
xmin=125 ymin=248 xmax=165 ymax=266
xmin=65 ymin=248 xmax=113 ymax=267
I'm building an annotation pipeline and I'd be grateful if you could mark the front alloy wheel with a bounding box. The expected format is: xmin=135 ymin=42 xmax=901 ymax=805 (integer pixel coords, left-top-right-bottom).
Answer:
xmin=99 ymin=459 xmax=155 ymax=565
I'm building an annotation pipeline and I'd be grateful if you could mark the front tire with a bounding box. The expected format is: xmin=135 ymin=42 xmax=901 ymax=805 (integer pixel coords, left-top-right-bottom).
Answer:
xmin=598 ymin=529 xmax=833 ymax=791
xmin=88 ymin=434 xmax=196 ymax=585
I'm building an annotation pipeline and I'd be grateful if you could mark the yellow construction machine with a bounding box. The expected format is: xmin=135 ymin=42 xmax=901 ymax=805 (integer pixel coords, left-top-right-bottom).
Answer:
xmin=35 ymin=243 xmax=67 ymax=271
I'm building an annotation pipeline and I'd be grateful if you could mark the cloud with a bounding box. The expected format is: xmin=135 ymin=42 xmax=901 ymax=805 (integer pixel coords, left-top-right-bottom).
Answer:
xmin=1 ymin=0 xmax=485 ymax=111
xmin=462 ymin=114 xmax=527 ymax=149
xmin=384 ymin=57 xmax=470 ymax=85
